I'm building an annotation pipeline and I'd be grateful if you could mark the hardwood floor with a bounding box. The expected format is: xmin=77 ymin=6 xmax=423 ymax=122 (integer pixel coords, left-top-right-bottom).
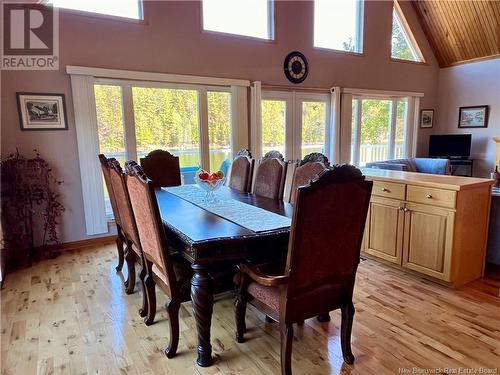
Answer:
xmin=1 ymin=244 xmax=499 ymax=375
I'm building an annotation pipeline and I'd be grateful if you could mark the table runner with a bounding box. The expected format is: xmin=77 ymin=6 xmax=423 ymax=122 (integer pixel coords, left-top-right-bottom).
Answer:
xmin=163 ymin=185 xmax=291 ymax=233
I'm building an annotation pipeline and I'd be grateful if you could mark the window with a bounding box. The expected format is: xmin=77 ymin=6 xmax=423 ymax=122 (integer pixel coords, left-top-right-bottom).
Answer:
xmin=261 ymin=99 xmax=286 ymax=158
xmin=47 ymin=0 xmax=143 ymax=19
xmin=94 ymin=84 xmax=125 ymax=217
xmin=202 ymin=0 xmax=274 ymax=40
xmin=132 ymin=87 xmax=200 ymax=169
xmin=259 ymin=91 xmax=330 ymax=160
xmin=208 ymin=91 xmax=232 ymax=171
xmin=350 ymin=96 xmax=410 ymax=166
xmin=314 ymin=0 xmax=363 ymax=53
xmin=391 ymin=1 xmax=424 ymax=62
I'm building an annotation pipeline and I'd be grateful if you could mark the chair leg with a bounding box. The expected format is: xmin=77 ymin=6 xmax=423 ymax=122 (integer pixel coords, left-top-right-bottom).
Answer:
xmin=164 ymin=300 xmax=180 ymax=358
xmin=138 ymin=266 xmax=148 ymax=317
xmin=280 ymin=323 xmax=294 ymax=375
xmin=235 ymin=294 xmax=247 ymax=343
xmin=317 ymin=313 xmax=331 ymax=322
xmin=115 ymin=232 xmax=125 ymax=272
xmin=124 ymin=245 xmax=136 ymax=295
xmin=143 ymin=273 xmax=156 ymax=326
xmin=340 ymin=301 xmax=355 ymax=364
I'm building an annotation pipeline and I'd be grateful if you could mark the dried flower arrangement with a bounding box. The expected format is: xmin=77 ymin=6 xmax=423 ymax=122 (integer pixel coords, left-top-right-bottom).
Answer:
xmin=1 ymin=149 xmax=65 ymax=266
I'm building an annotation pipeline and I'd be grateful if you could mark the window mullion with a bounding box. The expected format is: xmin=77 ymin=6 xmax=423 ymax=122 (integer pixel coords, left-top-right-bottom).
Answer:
xmin=355 ymin=99 xmax=362 ymax=166
xmin=122 ymin=83 xmax=137 ymax=161
xmin=199 ymin=88 xmax=210 ymax=171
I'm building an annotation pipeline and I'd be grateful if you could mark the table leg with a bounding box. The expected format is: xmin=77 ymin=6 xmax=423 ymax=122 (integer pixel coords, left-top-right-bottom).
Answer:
xmin=191 ymin=264 xmax=214 ymax=367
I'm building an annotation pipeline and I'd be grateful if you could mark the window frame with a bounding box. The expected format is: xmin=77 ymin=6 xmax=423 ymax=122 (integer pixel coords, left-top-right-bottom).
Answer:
xmin=200 ymin=0 xmax=275 ymax=41
xmin=391 ymin=0 xmax=425 ymax=64
xmin=350 ymin=95 xmax=411 ymax=167
xmin=45 ymin=0 xmax=145 ymax=22
xmin=313 ymin=0 xmax=365 ymax=54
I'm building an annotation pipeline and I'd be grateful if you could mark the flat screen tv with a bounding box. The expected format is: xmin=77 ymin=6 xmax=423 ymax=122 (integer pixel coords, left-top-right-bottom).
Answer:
xmin=428 ymin=134 xmax=471 ymax=158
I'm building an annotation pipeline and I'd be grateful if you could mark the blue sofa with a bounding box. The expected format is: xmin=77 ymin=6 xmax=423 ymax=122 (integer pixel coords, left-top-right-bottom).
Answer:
xmin=366 ymin=158 xmax=451 ymax=175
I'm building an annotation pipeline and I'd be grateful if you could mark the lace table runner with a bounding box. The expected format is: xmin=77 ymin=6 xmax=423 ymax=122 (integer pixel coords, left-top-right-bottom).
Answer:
xmin=164 ymin=185 xmax=291 ymax=233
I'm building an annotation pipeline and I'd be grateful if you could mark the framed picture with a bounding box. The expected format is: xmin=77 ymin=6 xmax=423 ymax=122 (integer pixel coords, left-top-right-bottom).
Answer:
xmin=17 ymin=93 xmax=68 ymax=131
xmin=458 ymin=105 xmax=489 ymax=128
xmin=420 ymin=109 xmax=434 ymax=128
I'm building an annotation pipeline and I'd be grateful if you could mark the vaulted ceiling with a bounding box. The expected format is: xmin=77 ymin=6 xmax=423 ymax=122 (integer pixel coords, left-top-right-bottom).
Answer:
xmin=411 ymin=0 xmax=500 ymax=68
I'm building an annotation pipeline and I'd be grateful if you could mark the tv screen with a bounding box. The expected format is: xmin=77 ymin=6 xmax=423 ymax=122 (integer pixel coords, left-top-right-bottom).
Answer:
xmin=429 ymin=134 xmax=471 ymax=158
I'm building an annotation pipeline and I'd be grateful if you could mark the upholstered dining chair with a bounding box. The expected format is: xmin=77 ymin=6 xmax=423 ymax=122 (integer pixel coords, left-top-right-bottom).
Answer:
xmin=98 ymin=154 xmax=125 ymax=272
xmin=234 ymin=165 xmax=373 ymax=375
xmin=140 ymin=149 xmax=181 ymax=188
xmin=288 ymin=153 xmax=329 ymax=205
xmin=252 ymin=151 xmax=288 ymax=200
xmin=108 ymin=159 xmax=147 ymax=299
xmin=228 ymin=149 xmax=254 ymax=192
xmin=125 ymin=161 xmax=193 ymax=358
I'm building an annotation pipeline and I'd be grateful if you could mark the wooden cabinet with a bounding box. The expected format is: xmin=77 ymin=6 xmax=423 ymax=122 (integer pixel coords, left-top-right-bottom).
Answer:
xmin=364 ymin=196 xmax=404 ymax=265
xmin=361 ymin=168 xmax=493 ymax=287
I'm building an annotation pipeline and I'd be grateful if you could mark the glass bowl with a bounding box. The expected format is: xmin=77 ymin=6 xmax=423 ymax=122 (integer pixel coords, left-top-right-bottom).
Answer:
xmin=194 ymin=174 xmax=225 ymax=203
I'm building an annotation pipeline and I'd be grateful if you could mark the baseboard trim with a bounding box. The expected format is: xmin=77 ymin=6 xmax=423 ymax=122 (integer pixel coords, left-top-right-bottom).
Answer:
xmin=38 ymin=235 xmax=116 ymax=252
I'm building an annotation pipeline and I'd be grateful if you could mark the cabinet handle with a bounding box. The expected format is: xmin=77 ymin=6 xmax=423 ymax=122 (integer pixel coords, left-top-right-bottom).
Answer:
xmin=426 ymin=194 xmax=433 ymax=199
xmin=404 ymin=208 xmax=410 ymax=212
xmin=382 ymin=187 xmax=390 ymax=192
xmin=399 ymin=206 xmax=405 ymax=211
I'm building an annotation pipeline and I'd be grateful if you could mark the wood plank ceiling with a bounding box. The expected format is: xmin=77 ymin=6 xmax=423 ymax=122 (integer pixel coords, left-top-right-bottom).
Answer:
xmin=411 ymin=0 xmax=500 ymax=67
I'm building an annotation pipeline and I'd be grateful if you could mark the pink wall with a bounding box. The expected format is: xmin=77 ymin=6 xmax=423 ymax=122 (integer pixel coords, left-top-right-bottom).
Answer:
xmin=1 ymin=1 xmax=440 ymax=243
xmin=435 ymin=58 xmax=500 ymax=177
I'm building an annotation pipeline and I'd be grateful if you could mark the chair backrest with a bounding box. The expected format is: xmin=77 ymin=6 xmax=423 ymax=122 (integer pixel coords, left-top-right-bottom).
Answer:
xmin=300 ymin=152 xmax=330 ymax=167
xmin=289 ymin=161 xmax=326 ymax=204
xmin=98 ymin=154 xmax=121 ymax=226
xmin=125 ymin=161 xmax=178 ymax=298
xmin=139 ymin=149 xmax=181 ymax=188
xmin=228 ymin=149 xmax=254 ymax=192
xmin=108 ymin=159 xmax=141 ymax=249
xmin=252 ymin=155 xmax=287 ymax=200
xmin=263 ymin=150 xmax=285 ymax=162
xmin=284 ymin=165 xmax=372 ymax=308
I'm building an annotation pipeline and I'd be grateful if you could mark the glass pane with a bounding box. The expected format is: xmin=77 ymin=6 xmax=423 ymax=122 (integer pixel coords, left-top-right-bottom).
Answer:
xmin=208 ymin=91 xmax=231 ymax=172
xmin=391 ymin=6 xmax=421 ymax=61
xmin=350 ymin=98 xmax=359 ymax=165
xmin=359 ymin=99 xmax=391 ymax=166
xmin=301 ymin=101 xmax=326 ymax=158
xmin=314 ymin=0 xmax=362 ymax=52
xmin=94 ymin=84 xmax=125 ymax=217
xmin=132 ymin=87 xmax=200 ymax=182
xmin=395 ymin=100 xmax=407 ymax=159
xmin=48 ymin=0 xmax=142 ymax=19
xmin=261 ymin=100 xmax=286 ymax=157
xmin=203 ymin=0 xmax=271 ymax=39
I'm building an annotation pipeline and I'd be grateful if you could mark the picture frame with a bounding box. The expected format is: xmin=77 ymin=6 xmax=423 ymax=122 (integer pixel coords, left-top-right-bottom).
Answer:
xmin=458 ymin=105 xmax=489 ymax=128
xmin=16 ymin=93 xmax=68 ymax=131
xmin=420 ymin=109 xmax=434 ymax=128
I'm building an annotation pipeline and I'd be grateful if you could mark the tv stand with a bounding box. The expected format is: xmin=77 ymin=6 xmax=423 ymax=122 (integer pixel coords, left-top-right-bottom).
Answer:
xmin=449 ymin=158 xmax=473 ymax=177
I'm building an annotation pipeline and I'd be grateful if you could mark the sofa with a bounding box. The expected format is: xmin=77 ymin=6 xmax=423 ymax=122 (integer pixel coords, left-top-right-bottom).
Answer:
xmin=365 ymin=158 xmax=451 ymax=175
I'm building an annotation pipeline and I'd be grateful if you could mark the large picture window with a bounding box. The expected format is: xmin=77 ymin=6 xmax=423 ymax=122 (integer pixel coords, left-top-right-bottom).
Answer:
xmin=47 ymin=0 xmax=143 ymax=19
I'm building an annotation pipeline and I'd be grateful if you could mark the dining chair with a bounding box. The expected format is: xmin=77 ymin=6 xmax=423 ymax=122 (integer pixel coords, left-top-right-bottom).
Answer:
xmin=288 ymin=153 xmax=329 ymax=205
xmin=282 ymin=160 xmax=299 ymax=204
xmin=252 ymin=151 xmax=287 ymax=200
xmin=108 ymin=159 xmax=150 ymax=324
xmin=140 ymin=149 xmax=181 ymax=188
xmin=228 ymin=149 xmax=254 ymax=192
xmin=125 ymin=160 xmax=193 ymax=357
xmin=98 ymin=154 xmax=125 ymax=272
xmin=234 ymin=165 xmax=373 ymax=374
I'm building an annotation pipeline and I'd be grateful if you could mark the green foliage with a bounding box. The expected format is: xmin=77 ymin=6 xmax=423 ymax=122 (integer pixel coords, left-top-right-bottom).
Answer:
xmin=261 ymin=100 xmax=285 ymax=147
xmin=391 ymin=9 xmax=417 ymax=61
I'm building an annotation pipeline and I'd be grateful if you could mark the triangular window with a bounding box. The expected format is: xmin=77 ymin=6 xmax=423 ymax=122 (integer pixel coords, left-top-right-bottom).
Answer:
xmin=391 ymin=1 xmax=424 ymax=62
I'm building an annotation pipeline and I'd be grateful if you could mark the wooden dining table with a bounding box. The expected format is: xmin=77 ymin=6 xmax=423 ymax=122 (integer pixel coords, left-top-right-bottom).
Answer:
xmin=155 ymin=186 xmax=293 ymax=367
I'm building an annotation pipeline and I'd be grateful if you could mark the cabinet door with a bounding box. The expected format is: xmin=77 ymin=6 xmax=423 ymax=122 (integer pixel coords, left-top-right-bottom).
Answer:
xmin=364 ymin=196 xmax=405 ymax=264
xmin=402 ymin=203 xmax=454 ymax=281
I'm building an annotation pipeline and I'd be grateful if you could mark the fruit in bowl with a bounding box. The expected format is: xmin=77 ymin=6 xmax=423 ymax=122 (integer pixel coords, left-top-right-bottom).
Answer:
xmin=195 ymin=169 xmax=226 ymax=202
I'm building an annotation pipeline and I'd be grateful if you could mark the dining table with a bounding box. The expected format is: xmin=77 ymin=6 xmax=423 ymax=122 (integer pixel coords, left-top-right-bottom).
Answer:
xmin=155 ymin=185 xmax=293 ymax=367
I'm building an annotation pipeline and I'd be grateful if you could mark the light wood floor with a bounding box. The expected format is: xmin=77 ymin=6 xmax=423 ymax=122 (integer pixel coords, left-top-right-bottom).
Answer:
xmin=1 ymin=244 xmax=499 ymax=375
